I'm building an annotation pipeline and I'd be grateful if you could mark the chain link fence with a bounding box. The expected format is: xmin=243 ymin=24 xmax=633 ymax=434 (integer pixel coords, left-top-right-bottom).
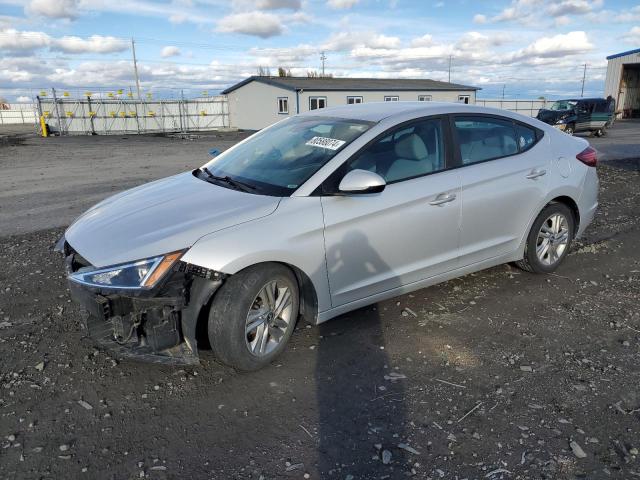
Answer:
xmin=36 ymin=93 xmax=229 ymax=135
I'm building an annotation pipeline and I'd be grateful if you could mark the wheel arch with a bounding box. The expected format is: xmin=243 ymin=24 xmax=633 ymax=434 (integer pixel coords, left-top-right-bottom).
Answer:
xmin=549 ymin=195 xmax=580 ymax=235
xmin=194 ymin=260 xmax=320 ymax=348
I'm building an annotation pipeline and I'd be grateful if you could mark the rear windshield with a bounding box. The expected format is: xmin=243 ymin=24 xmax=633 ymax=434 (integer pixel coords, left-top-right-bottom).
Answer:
xmin=200 ymin=116 xmax=373 ymax=196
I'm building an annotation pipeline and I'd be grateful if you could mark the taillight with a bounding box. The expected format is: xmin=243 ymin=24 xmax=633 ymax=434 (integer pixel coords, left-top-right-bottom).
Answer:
xmin=576 ymin=146 xmax=597 ymax=167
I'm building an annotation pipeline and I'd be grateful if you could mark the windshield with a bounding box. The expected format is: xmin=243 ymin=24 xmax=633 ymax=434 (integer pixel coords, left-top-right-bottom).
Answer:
xmin=199 ymin=116 xmax=373 ymax=196
xmin=549 ymin=100 xmax=577 ymax=111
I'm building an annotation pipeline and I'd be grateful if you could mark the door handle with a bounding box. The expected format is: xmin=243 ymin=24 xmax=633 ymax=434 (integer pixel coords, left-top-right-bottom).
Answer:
xmin=429 ymin=193 xmax=456 ymax=206
xmin=526 ymin=169 xmax=547 ymax=180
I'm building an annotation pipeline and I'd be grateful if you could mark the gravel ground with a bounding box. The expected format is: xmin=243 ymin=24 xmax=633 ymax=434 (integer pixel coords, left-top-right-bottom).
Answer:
xmin=0 ymin=134 xmax=639 ymax=480
xmin=0 ymin=131 xmax=251 ymax=236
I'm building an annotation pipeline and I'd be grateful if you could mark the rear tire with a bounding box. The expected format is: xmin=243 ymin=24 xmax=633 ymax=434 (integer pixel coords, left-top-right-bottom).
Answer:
xmin=208 ymin=263 xmax=299 ymax=371
xmin=516 ymin=203 xmax=575 ymax=274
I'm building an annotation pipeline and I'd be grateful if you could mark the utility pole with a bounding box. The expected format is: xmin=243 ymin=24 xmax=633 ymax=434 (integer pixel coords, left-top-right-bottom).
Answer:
xmin=131 ymin=38 xmax=141 ymax=100
xmin=320 ymin=51 xmax=327 ymax=77
xmin=502 ymin=84 xmax=506 ymax=99
xmin=580 ymin=63 xmax=587 ymax=97
xmin=448 ymin=55 xmax=452 ymax=83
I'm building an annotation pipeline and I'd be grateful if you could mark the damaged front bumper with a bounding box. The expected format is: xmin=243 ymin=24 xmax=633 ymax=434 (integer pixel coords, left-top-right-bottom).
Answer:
xmin=59 ymin=238 xmax=224 ymax=365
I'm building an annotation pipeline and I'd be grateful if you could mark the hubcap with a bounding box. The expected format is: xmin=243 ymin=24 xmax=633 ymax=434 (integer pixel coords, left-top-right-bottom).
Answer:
xmin=536 ymin=213 xmax=570 ymax=266
xmin=245 ymin=280 xmax=293 ymax=357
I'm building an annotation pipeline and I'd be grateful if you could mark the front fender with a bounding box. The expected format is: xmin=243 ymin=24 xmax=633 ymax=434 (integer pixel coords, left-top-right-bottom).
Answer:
xmin=180 ymin=197 xmax=332 ymax=314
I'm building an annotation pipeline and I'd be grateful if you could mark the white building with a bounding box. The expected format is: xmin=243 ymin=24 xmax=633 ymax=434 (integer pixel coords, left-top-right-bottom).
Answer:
xmin=222 ymin=76 xmax=479 ymax=130
xmin=605 ymin=48 xmax=640 ymax=119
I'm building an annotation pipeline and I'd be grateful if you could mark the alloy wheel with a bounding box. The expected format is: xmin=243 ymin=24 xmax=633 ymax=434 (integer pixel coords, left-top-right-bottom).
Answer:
xmin=536 ymin=213 xmax=570 ymax=266
xmin=245 ymin=280 xmax=293 ymax=356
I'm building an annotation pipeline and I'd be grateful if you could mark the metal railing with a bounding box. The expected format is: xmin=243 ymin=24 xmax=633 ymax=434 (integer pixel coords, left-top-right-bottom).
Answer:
xmin=0 ymin=104 xmax=38 ymax=125
xmin=475 ymin=99 xmax=551 ymax=117
xmin=35 ymin=91 xmax=230 ymax=135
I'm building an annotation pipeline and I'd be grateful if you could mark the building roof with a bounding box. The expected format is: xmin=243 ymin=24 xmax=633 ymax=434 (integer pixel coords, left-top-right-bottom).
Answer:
xmin=606 ymin=48 xmax=640 ymax=60
xmin=294 ymin=101 xmax=525 ymax=123
xmin=221 ymin=76 xmax=479 ymax=94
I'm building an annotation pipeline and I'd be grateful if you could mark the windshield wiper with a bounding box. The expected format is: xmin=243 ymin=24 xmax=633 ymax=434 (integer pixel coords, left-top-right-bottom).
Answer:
xmin=200 ymin=167 xmax=256 ymax=192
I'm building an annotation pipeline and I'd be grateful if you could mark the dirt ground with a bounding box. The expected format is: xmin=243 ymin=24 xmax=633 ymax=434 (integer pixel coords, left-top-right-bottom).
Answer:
xmin=0 ymin=131 xmax=251 ymax=236
xmin=0 ymin=129 xmax=639 ymax=480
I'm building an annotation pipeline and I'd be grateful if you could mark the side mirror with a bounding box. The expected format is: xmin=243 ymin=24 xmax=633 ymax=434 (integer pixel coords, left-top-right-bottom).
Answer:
xmin=338 ymin=169 xmax=386 ymax=194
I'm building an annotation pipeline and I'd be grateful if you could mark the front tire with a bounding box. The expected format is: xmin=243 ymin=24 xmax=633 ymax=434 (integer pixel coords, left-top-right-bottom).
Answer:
xmin=208 ymin=263 xmax=299 ymax=371
xmin=564 ymin=124 xmax=575 ymax=135
xmin=516 ymin=203 xmax=575 ymax=274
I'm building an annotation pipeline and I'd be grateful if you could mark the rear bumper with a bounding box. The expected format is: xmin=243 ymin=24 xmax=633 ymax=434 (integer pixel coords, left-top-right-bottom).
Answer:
xmin=576 ymin=168 xmax=599 ymax=238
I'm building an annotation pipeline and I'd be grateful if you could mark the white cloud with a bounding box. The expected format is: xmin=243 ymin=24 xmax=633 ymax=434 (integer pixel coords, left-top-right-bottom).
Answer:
xmin=327 ymin=0 xmax=359 ymax=10
xmin=622 ymin=26 xmax=640 ymax=44
xmin=16 ymin=95 xmax=32 ymax=102
xmin=0 ymin=29 xmax=129 ymax=54
xmin=53 ymin=35 xmax=129 ymax=53
xmin=322 ymin=31 xmax=401 ymax=51
xmin=0 ymin=28 xmax=51 ymax=51
xmin=473 ymin=14 xmax=487 ymax=24
xmin=509 ymin=31 xmax=593 ymax=61
xmin=410 ymin=34 xmax=434 ymax=47
xmin=475 ymin=0 xmax=603 ymax=25
xmin=554 ymin=15 xmax=572 ymax=26
xmin=366 ymin=34 xmax=401 ymax=49
xmin=25 ymin=0 xmax=79 ymax=19
xmin=161 ymin=46 xmax=181 ymax=57
xmin=217 ymin=11 xmax=284 ymax=38
xmin=546 ymin=0 xmax=602 ymax=17
xmin=455 ymin=31 xmax=511 ymax=51
xmin=614 ymin=5 xmax=640 ymax=23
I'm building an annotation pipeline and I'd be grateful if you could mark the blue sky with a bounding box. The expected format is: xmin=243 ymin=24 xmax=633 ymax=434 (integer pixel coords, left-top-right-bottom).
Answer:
xmin=1 ymin=0 xmax=639 ymax=101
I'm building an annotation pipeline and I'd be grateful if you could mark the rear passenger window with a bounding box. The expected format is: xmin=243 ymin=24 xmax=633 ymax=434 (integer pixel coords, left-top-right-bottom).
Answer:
xmin=454 ymin=116 xmax=518 ymax=165
xmin=516 ymin=123 xmax=537 ymax=152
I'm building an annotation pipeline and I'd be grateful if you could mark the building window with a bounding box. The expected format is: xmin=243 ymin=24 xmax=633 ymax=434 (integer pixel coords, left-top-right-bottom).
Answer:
xmin=458 ymin=95 xmax=470 ymax=104
xmin=309 ymin=96 xmax=327 ymax=110
xmin=384 ymin=96 xmax=399 ymax=102
xmin=277 ymin=97 xmax=289 ymax=114
xmin=347 ymin=96 xmax=363 ymax=104
xmin=418 ymin=95 xmax=432 ymax=101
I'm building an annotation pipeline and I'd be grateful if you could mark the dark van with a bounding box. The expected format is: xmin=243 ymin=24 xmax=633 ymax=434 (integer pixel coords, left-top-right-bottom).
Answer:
xmin=536 ymin=97 xmax=615 ymax=136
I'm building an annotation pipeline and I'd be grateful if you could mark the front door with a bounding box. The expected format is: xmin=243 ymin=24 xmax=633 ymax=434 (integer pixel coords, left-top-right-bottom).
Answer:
xmin=452 ymin=115 xmax=551 ymax=265
xmin=320 ymin=117 xmax=462 ymax=307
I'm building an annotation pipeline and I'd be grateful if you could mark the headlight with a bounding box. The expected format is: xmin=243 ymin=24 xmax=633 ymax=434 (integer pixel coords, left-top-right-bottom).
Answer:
xmin=69 ymin=251 xmax=184 ymax=289
xmin=556 ymin=119 xmax=566 ymax=124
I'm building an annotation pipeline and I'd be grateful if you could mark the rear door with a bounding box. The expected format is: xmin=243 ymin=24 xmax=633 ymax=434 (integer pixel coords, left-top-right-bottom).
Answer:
xmin=453 ymin=115 xmax=550 ymax=266
xmin=320 ymin=116 xmax=462 ymax=307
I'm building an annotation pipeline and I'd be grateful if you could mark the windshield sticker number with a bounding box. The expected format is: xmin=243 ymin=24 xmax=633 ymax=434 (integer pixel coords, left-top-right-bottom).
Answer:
xmin=305 ymin=136 xmax=346 ymax=150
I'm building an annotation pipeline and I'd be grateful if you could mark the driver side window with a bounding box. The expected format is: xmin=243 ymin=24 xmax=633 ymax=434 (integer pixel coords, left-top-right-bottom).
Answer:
xmin=346 ymin=118 xmax=445 ymax=183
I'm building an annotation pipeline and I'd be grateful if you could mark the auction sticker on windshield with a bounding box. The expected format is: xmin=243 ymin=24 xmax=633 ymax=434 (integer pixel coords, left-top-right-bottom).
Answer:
xmin=305 ymin=136 xmax=346 ymax=150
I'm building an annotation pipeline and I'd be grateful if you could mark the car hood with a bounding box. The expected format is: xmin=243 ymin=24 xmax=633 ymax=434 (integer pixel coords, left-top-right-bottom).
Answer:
xmin=65 ymin=171 xmax=281 ymax=267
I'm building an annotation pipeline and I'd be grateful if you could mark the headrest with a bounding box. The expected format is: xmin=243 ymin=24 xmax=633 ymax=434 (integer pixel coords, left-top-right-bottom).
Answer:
xmin=394 ymin=133 xmax=428 ymax=161
xmin=483 ymin=128 xmax=508 ymax=148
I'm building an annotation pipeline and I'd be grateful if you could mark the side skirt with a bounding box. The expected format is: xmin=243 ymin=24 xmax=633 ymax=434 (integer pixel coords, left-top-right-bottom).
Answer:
xmin=315 ymin=252 xmax=515 ymax=324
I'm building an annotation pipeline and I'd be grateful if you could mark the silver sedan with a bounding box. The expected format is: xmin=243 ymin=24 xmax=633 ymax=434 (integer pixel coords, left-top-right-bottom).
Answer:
xmin=59 ymin=102 xmax=599 ymax=370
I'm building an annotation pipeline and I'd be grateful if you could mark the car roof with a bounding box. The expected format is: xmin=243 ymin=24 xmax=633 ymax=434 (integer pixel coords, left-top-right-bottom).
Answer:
xmin=297 ymin=101 xmax=525 ymax=123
